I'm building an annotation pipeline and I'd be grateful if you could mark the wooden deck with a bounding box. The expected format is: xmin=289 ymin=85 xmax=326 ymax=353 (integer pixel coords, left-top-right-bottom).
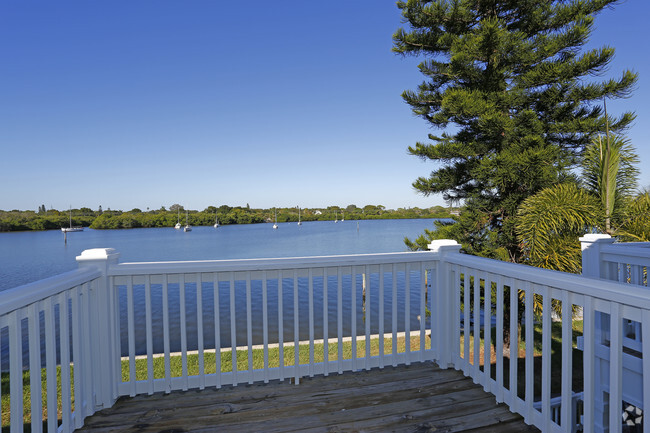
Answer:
xmin=78 ymin=361 xmax=540 ymax=433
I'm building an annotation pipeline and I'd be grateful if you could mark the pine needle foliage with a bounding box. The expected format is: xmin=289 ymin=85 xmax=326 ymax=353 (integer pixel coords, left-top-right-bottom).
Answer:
xmin=395 ymin=0 xmax=637 ymax=261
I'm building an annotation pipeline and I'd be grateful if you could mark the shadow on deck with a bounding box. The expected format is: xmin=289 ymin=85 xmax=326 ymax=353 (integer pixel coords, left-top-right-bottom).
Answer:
xmin=77 ymin=361 xmax=539 ymax=432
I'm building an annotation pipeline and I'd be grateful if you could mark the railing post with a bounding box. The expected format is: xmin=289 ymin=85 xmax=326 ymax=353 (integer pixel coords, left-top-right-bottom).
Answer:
xmin=76 ymin=248 xmax=120 ymax=411
xmin=580 ymin=234 xmax=614 ymax=433
xmin=580 ymin=233 xmax=614 ymax=279
xmin=428 ymin=240 xmax=461 ymax=369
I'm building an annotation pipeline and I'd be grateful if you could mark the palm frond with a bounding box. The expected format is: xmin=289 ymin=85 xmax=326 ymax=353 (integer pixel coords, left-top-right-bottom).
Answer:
xmin=616 ymin=193 xmax=650 ymax=242
xmin=582 ymin=134 xmax=639 ymax=232
xmin=516 ymin=184 xmax=601 ymax=272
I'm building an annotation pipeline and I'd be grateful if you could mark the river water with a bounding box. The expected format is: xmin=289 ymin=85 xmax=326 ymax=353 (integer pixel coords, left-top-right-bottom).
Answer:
xmin=0 ymin=219 xmax=441 ymax=291
xmin=0 ymin=219 xmax=441 ymax=361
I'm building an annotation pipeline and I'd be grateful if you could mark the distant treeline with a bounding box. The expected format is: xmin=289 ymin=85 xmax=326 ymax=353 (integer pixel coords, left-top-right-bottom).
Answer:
xmin=0 ymin=204 xmax=456 ymax=232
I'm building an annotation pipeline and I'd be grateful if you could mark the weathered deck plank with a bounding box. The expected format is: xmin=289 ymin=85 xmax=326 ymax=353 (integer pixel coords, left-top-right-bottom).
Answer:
xmin=78 ymin=361 xmax=540 ymax=433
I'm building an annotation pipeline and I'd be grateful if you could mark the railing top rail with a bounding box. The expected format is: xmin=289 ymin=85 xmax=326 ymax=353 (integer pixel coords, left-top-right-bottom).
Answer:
xmin=0 ymin=267 xmax=101 ymax=316
xmin=446 ymin=252 xmax=650 ymax=309
xmin=600 ymin=243 xmax=650 ymax=261
xmin=108 ymin=250 xmax=441 ymax=276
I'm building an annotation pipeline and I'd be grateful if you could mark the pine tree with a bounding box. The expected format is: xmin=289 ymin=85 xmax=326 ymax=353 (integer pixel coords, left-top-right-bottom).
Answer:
xmin=394 ymin=0 xmax=636 ymax=261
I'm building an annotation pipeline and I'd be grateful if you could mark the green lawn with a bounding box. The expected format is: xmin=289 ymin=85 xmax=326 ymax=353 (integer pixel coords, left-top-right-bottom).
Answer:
xmin=2 ymin=320 xmax=586 ymax=430
xmin=2 ymin=334 xmax=428 ymax=430
xmin=460 ymin=320 xmax=584 ymax=399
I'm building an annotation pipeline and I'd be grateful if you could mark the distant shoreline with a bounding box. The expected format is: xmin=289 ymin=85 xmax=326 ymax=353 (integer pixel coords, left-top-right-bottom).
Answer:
xmin=0 ymin=206 xmax=458 ymax=232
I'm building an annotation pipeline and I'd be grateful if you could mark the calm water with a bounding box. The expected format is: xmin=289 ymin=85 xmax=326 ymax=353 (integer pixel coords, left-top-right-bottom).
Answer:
xmin=1 ymin=219 xmax=441 ymax=362
xmin=0 ymin=219 xmax=441 ymax=292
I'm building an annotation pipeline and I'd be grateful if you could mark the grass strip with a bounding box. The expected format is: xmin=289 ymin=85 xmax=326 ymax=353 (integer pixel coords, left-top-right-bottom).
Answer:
xmin=2 ymin=321 xmax=586 ymax=430
xmin=2 ymin=335 xmax=428 ymax=429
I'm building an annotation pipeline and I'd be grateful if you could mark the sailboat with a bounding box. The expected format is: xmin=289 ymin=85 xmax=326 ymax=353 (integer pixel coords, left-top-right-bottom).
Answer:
xmin=273 ymin=208 xmax=278 ymax=229
xmin=341 ymin=210 xmax=344 ymax=222
xmin=174 ymin=209 xmax=181 ymax=229
xmin=183 ymin=210 xmax=192 ymax=232
xmin=214 ymin=210 xmax=219 ymax=228
xmin=297 ymin=206 xmax=302 ymax=226
xmin=61 ymin=207 xmax=83 ymax=232
xmin=334 ymin=210 xmax=338 ymax=223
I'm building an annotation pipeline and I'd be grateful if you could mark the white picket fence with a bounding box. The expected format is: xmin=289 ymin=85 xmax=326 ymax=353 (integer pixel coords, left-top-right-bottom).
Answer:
xmin=1 ymin=239 xmax=649 ymax=432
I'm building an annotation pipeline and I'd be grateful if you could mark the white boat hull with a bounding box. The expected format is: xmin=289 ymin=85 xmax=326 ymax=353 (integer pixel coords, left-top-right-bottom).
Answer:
xmin=61 ymin=227 xmax=83 ymax=232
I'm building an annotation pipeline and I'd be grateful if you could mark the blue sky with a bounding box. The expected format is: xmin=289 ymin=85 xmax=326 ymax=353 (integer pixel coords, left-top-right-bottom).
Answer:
xmin=1 ymin=1 xmax=648 ymax=212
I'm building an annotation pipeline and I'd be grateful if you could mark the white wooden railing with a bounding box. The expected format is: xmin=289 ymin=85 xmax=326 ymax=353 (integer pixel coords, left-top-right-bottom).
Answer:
xmin=582 ymin=234 xmax=650 ymax=352
xmin=0 ymin=265 xmax=104 ymax=433
xmin=1 ymin=240 xmax=649 ymax=432
xmin=108 ymin=249 xmax=441 ymax=396
xmin=580 ymin=234 xmax=650 ymax=432
xmin=581 ymin=234 xmax=650 ymax=288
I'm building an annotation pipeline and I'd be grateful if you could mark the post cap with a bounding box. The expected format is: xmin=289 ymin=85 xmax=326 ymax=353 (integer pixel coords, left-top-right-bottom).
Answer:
xmin=427 ymin=239 xmax=461 ymax=253
xmin=76 ymin=248 xmax=120 ymax=263
xmin=579 ymin=233 xmax=614 ymax=244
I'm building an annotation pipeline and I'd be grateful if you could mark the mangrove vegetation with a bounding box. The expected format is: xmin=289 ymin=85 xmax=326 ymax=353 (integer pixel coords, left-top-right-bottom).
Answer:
xmin=0 ymin=204 xmax=455 ymax=232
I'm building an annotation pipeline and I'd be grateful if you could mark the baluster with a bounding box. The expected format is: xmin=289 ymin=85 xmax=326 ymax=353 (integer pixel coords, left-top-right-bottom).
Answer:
xmin=278 ymin=270 xmax=284 ymax=381
xmin=246 ymin=272 xmax=253 ymax=384
xmin=541 ymin=286 xmax=551 ymax=431
xmin=609 ymin=303 xmax=622 ymax=433
xmin=378 ymin=264 xmax=385 ymax=368
xmin=109 ymin=275 xmax=120 ymax=401
xmin=126 ymin=276 xmax=136 ymax=396
xmin=9 ymin=311 xmax=24 ymax=431
xmin=71 ymin=284 xmax=85 ymax=426
xmin=213 ymin=273 xmax=221 ymax=388
xmin=391 ymin=264 xmax=397 ymax=366
xmin=82 ymin=282 xmax=93 ymax=415
xmin=179 ymin=274 xmax=188 ymax=390
xmin=351 ymin=267 xmax=357 ymax=371
xmin=28 ymin=302 xmax=43 ymax=433
xmin=323 ymin=268 xmax=329 ymax=374
xmin=338 ymin=267 xmax=343 ymax=374
xmin=405 ymin=264 xmax=411 ymax=363
xmin=162 ymin=275 xmax=171 ymax=392
xmin=309 ymin=268 xmax=314 ymax=376
xmin=508 ymin=279 xmax=518 ymax=408
xmin=197 ymin=273 xmax=205 ymax=389
xmin=419 ymin=263 xmax=425 ymax=361
xmin=495 ymin=276 xmax=505 ymax=404
xmin=365 ymin=265 xmax=371 ymax=370
xmin=59 ymin=292 xmax=72 ymax=431
xmin=473 ymin=270 xmax=480 ymax=379
xmin=560 ymin=291 xmax=573 ymax=433
xmin=452 ymin=265 xmax=461 ymax=367
xmin=45 ymin=297 xmax=58 ymax=432
xmin=293 ymin=269 xmax=299 ymax=384
xmin=462 ymin=266 xmax=470 ymax=375
xmin=483 ymin=273 xmax=492 ymax=392
xmin=582 ymin=297 xmax=595 ymax=433
xmin=262 ymin=271 xmax=269 ymax=383
xmin=229 ymin=273 xmax=237 ymax=385
xmin=618 ymin=263 xmax=625 ymax=284
xmin=524 ymin=281 xmax=534 ymax=423
xmin=145 ymin=275 xmax=154 ymax=394
xmin=641 ymin=309 xmax=650 ymax=433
